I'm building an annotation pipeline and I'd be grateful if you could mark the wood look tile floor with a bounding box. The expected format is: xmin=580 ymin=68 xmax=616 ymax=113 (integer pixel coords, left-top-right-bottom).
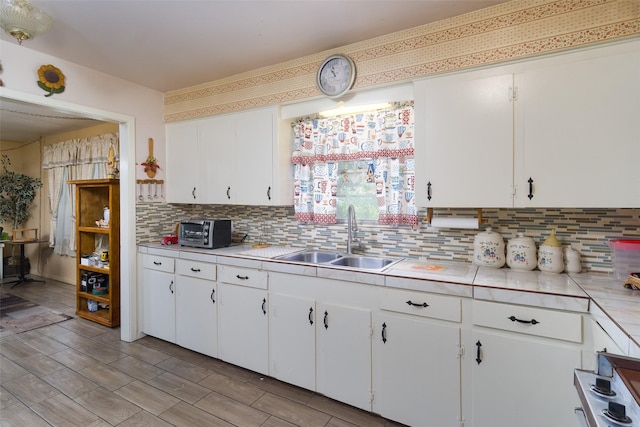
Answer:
xmin=0 ymin=276 xmax=405 ymax=427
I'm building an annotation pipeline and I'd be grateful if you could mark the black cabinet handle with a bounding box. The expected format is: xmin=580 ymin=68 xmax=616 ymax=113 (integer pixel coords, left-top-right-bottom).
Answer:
xmin=323 ymin=311 xmax=328 ymax=330
xmin=308 ymin=307 xmax=314 ymax=325
xmin=476 ymin=340 xmax=482 ymax=365
xmin=192 ymin=187 xmax=196 ymax=199
xmin=427 ymin=181 xmax=432 ymax=201
xmin=227 ymin=186 xmax=231 ymax=199
xmin=267 ymin=186 xmax=271 ymax=201
xmin=236 ymin=275 xmax=249 ymax=280
xmin=261 ymin=298 xmax=267 ymax=315
xmin=190 ymin=268 xmax=201 ymax=272
xmin=527 ymin=177 xmax=534 ymax=200
xmin=153 ymin=261 xmax=162 ymax=265
xmin=382 ymin=322 xmax=387 ymax=343
xmin=508 ymin=315 xmax=539 ymax=325
xmin=169 ymin=280 xmax=174 ymax=294
xmin=210 ymin=288 xmax=215 ymax=303
xmin=406 ymin=300 xmax=429 ymax=308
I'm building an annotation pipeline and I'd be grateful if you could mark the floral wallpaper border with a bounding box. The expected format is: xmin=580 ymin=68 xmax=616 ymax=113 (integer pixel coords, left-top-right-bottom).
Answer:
xmin=164 ymin=0 xmax=640 ymax=122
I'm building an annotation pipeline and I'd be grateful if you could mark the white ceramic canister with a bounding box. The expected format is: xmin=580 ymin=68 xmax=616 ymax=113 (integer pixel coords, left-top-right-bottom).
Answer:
xmin=564 ymin=246 xmax=581 ymax=273
xmin=537 ymin=230 xmax=564 ymax=274
xmin=506 ymin=233 xmax=537 ymax=271
xmin=473 ymin=227 xmax=505 ymax=268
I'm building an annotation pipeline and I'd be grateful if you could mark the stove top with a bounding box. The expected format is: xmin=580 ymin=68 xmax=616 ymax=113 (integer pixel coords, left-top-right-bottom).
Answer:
xmin=575 ymin=353 xmax=640 ymax=427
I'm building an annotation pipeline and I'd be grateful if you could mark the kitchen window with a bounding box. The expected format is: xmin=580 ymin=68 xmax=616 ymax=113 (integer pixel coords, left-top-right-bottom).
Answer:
xmin=291 ymin=102 xmax=416 ymax=225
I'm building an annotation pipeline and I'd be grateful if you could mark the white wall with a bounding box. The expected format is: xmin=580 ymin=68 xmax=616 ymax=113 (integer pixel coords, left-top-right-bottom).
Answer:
xmin=1 ymin=39 xmax=165 ymax=342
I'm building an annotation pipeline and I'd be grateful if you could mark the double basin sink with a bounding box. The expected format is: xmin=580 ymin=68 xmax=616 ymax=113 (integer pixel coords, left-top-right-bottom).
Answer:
xmin=276 ymin=250 xmax=402 ymax=272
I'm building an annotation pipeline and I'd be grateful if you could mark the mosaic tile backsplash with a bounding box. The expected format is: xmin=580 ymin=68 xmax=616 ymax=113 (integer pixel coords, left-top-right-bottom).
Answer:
xmin=136 ymin=203 xmax=640 ymax=274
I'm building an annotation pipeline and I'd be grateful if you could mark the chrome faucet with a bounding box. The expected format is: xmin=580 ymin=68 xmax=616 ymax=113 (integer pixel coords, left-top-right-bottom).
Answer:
xmin=347 ymin=204 xmax=360 ymax=254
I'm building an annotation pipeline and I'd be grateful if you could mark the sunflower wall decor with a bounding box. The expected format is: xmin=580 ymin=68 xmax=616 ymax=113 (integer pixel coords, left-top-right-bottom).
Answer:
xmin=37 ymin=64 xmax=65 ymax=97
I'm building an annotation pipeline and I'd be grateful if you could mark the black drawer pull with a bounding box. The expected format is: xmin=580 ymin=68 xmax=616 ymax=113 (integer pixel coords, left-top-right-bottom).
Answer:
xmin=406 ymin=300 xmax=428 ymax=308
xmin=508 ymin=315 xmax=539 ymax=325
xmin=476 ymin=340 xmax=482 ymax=364
xmin=261 ymin=298 xmax=267 ymax=315
xmin=308 ymin=307 xmax=314 ymax=325
xmin=153 ymin=261 xmax=162 ymax=265
xmin=323 ymin=311 xmax=328 ymax=329
xmin=210 ymin=288 xmax=215 ymax=303
xmin=236 ymin=275 xmax=249 ymax=280
xmin=190 ymin=268 xmax=201 ymax=272
xmin=382 ymin=322 xmax=387 ymax=343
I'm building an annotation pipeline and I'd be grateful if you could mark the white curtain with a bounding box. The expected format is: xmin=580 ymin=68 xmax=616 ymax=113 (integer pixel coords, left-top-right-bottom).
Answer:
xmin=42 ymin=133 xmax=119 ymax=255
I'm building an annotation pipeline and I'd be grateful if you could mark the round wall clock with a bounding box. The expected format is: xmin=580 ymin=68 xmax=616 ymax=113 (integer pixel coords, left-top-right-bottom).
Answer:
xmin=316 ymin=54 xmax=356 ymax=98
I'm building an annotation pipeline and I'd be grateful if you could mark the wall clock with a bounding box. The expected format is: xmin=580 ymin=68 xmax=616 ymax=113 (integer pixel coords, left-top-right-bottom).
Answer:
xmin=316 ymin=54 xmax=356 ymax=98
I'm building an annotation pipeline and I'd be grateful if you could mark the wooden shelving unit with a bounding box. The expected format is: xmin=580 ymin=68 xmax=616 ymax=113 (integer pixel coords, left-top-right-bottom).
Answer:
xmin=69 ymin=179 xmax=120 ymax=327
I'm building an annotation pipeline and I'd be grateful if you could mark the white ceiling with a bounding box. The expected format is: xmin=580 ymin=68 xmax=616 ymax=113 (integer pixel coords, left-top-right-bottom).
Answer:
xmin=0 ymin=0 xmax=507 ymax=142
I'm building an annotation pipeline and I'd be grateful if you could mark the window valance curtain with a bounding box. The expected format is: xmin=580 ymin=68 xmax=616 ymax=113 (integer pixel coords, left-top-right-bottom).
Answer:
xmin=291 ymin=104 xmax=416 ymax=225
xmin=42 ymin=133 xmax=119 ymax=255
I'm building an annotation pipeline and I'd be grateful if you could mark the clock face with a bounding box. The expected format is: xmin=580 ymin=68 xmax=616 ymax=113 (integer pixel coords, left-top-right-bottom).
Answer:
xmin=317 ymin=54 xmax=356 ymax=98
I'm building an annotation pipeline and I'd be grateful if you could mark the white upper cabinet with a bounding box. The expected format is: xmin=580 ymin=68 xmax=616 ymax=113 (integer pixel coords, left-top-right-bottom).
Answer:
xmin=515 ymin=46 xmax=640 ymax=207
xmin=414 ymin=40 xmax=640 ymax=208
xmin=414 ymin=73 xmax=515 ymax=207
xmin=166 ymin=106 xmax=292 ymax=205
xmin=165 ymin=123 xmax=200 ymax=203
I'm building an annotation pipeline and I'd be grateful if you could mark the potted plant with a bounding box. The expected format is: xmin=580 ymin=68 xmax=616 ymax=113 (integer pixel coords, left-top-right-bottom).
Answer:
xmin=0 ymin=154 xmax=43 ymax=233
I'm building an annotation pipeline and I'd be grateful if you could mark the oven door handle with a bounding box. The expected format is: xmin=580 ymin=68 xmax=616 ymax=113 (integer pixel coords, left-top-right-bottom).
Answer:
xmin=574 ymin=407 xmax=591 ymax=427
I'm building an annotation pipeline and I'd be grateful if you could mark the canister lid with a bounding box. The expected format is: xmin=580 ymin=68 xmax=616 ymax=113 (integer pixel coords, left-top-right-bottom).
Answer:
xmin=542 ymin=229 xmax=561 ymax=247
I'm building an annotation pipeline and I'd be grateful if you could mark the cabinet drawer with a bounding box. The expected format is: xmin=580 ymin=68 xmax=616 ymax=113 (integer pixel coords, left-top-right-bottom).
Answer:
xmin=219 ymin=265 xmax=267 ymax=289
xmin=176 ymin=259 xmax=216 ymax=280
xmin=142 ymin=254 xmax=175 ymax=273
xmin=379 ymin=288 xmax=461 ymax=323
xmin=473 ymin=300 xmax=582 ymax=343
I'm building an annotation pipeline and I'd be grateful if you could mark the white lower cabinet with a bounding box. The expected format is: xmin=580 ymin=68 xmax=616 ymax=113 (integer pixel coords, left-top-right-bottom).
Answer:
xmin=269 ymin=293 xmax=316 ymax=390
xmin=317 ymin=301 xmax=373 ymax=412
xmin=218 ymin=265 xmax=269 ymax=375
xmin=373 ymin=288 xmax=462 ymax=427
xmin=141 ymin=254 xmax=176 ymax=343
xmin=464 ymin=300 xmax=583 ymax=427
xmin=175 ymin=259 xmax=218 ymax=358
xmin=269 ymin=272 xmax=375 ymax=412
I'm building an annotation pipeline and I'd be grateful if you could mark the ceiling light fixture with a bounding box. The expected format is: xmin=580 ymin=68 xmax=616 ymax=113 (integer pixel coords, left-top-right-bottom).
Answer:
xmin=0 ymin=0 xmax=51 ymax=45
xmin=319 ymin=102 xmax=392 ymax=118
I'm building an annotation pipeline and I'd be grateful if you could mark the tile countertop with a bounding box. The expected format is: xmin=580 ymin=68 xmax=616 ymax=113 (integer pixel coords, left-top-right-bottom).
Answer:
xmin=138 ymin=244 xmax=640 ymax=352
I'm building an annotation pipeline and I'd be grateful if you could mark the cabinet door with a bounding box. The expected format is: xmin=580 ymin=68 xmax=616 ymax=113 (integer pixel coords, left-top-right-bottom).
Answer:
xmin=166 ymin=123 xmax=199 ymax=203
xmin=269 ymin=293 xmax=316 ymax=390
xmin=199 ymin=116 xmax=234 ymax=204
xmin=415 ymin=73 xmax=514 ymax=207
xmin=176 ymin=276 xmax=217 ymax=357
xmin=516 ymin=49 xmax=640 ymax=207
xmin=218 ymin=283 xmax=269 ymax=375
xmin=141 ymin=269 xmax=175 ymax=342
xmin=469 ymin=331 xmax=581 ymax=427
xmin=373 ymin=312 xmax=461 ymax=427
xmin=317 ymin=302 xmax=372 ymax=411
xmin=233 ymin=108 xmax=275 ymax=205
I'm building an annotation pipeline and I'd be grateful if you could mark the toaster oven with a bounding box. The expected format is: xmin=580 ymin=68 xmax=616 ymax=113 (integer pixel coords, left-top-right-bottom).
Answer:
xmin=178 ymin=219 xmax=231 ymax=249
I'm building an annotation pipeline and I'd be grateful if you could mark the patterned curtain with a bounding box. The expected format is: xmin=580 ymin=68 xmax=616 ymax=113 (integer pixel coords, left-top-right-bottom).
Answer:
xmin=42 ymin=132 xmax=119 ymax=254
xmin=292 ymin=103 xmax=416 ymax=225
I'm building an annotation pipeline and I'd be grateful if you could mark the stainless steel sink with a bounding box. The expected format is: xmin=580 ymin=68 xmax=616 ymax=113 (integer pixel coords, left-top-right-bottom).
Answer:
xmin=277 ymin=250 xmax=344 ymax=264
xmin=276 ymin=250 xmax=402 ymax=272
xmin=329 ymin=255 xmax=400 ymax=271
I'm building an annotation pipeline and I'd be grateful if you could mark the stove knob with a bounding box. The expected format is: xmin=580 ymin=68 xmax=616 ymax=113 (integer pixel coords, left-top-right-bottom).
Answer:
xmin=596 ymin=377 xmax=612 ymax=394
xmin=609 ymin=401 xmax=627 ymax=420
